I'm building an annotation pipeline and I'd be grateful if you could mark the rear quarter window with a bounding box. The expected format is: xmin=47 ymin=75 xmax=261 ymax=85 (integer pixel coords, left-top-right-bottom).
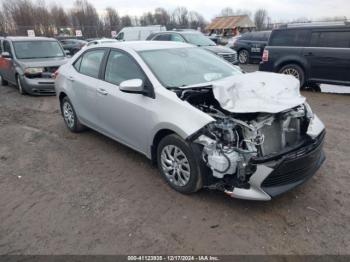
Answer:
xmin=269 ymin=29 xmax=310 ymax=47
xmin=310 ymin=31 xmax=350 ymax=48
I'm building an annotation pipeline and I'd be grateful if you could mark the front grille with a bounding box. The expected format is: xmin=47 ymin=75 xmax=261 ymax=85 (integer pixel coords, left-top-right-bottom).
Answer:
xmin=262 ymin=132 xmax=325 ymax=187
xmin=219 ymin=53 xmax=237 ymax=64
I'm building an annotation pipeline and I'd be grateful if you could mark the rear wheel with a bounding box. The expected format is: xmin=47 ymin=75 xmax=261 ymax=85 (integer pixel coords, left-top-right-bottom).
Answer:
xmin=157 ymin=134 xmax=202 ymax=194
xmin=60 ymin=96 xmax=85 ymax=132
xmin=279 ymin=64 xmax=305 ymax=88
xmin=1 ymin=76 xmax=8 ymax=86
xmin=238 ymin=49 xmax=249 ymax=64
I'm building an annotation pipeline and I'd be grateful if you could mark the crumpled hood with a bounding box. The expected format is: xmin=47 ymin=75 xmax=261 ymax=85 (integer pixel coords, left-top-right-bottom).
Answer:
xmin=212 ymin=72 xmax=306 ymax=113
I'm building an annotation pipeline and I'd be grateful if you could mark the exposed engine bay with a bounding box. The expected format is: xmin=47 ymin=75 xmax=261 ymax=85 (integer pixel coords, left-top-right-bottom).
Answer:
xmin=175 ymin=87 xmax=315 ymax=193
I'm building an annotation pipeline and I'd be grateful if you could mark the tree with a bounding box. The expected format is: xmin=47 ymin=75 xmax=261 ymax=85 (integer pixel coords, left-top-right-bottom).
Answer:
xmin=188 ymin=11 xmax=206 ymax=30
xmin=104 ymin=7 xmax=120 ymax=33
xmin=121 ymin=15 xmax=132 ymax=27
xmin=70 ymin=0 xmax=101 ymax=37
xmin=172 ymin=7 xmax=189 ymax=28
xmin=154 ymin=8 xmax=170 ymax=27
xmin=219 ymin=7 xmax=252 ymax=18
xmin=254 ymin=9 xmax=268 ymax=31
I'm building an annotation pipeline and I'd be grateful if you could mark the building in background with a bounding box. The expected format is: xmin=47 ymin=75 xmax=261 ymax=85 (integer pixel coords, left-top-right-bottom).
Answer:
xmin=206 ymin=15 xmax=256 ymax=37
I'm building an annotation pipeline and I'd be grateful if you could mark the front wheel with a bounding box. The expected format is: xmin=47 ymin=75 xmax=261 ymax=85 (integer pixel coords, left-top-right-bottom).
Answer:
xmin=157 ymin=134 xmax=202 ymax=194
xmin=279 ymin=64 xmax=305 ymax=88
xmin=60 ymin=96 xmax=85 ymax=132
xmin=238 ymin=49 xmax=249 ymax=64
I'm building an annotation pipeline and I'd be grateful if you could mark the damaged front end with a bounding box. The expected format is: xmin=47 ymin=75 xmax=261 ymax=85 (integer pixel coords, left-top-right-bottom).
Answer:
xmin=178 ymin=84 xmax=325 ymax=201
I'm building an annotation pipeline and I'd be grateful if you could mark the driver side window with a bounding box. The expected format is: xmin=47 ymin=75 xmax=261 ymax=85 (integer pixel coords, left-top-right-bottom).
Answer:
xmin=104 ymin=50 xmax=145 ymax=85
xmin=3 ymin=41 xmax=12 ymax=56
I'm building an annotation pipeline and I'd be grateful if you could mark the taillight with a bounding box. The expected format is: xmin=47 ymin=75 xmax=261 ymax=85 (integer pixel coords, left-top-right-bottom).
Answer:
xmin=53 ymin=70 xmax=59 ymax=79
xmin=262 ymin=50 xmax=269 ymax=62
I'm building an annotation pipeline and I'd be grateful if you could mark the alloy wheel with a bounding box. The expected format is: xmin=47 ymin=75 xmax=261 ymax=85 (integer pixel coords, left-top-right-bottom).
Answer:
xmin=62 ymin=102 xmax=75 ymax=129
xmin=239 ymin=50 xmax=248 ymax=64
xmin=160 ymin=145 xmax=191 ymax=187
xmin=281 ymin=67 xmax=300 ymax=79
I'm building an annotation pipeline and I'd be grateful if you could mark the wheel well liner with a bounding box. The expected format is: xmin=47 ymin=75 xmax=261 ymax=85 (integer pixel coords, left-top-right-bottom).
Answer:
xmin=59 ymin=92 xmax=67 ymax=103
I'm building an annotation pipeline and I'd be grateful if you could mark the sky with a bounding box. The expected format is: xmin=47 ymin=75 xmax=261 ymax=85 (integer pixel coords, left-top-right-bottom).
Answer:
xmin=46 ymin=0 xmax=349 ymax=22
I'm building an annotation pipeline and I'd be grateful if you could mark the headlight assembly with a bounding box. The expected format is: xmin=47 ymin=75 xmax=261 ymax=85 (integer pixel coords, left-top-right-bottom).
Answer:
xmin=24 ymin=67 xmax=44 ymax=75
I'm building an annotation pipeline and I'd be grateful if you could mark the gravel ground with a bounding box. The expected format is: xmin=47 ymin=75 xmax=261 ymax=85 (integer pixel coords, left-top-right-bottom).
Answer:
xmin=0 ymin=74 xmax=350 ymax=255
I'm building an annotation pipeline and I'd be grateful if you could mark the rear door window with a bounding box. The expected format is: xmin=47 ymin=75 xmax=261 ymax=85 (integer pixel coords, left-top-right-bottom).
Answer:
xmin=310 ymin=31 xmax=350 ymax=48
xmin=270 ymin=29 xmax=310 ymax=46
xmin=78 ymin=49 xmax=105 ymax=78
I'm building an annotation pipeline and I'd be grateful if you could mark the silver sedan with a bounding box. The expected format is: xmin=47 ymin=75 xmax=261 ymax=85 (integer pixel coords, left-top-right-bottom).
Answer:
xmin=55 ymin=41 xmax=325 ymax=201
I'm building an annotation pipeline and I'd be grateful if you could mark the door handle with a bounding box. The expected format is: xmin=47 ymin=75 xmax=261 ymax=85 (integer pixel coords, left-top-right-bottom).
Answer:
xmin=305 ymin=52 xmax=313 ymax=57
xmin=97 ymin=88 xmax=108 ymax=95
xmin=67 ymin=75 xmax=75 ymax=81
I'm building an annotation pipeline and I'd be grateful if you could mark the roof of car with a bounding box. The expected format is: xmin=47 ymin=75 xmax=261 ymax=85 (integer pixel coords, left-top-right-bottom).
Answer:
xmin=97 ymin=41 xmax=193 ymax=51
xmin=158 ymin=30 xmax=201 ymax=35
xmin=5 ymin=36 xmax=58 ymax=42
xmin=275 ymin=24 xmax=350 ymax=31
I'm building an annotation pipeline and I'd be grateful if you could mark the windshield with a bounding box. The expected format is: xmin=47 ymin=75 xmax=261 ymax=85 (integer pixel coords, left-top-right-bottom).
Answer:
xmin=13 ymin=41 xmax=65 ymax=59
xmin=139 ymin=47 xmax=242 ymax=88
xmin=182 ymin=33 xmax=216 ymax=46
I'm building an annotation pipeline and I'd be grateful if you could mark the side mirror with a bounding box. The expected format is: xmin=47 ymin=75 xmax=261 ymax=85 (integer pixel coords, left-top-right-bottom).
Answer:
xmin=1 ymin=52 xmax=11 ymax=59
xmin=64 ymin=50 xmax=71 ymax=56
xmin=119 ymin=79 xmax=145 ymax=94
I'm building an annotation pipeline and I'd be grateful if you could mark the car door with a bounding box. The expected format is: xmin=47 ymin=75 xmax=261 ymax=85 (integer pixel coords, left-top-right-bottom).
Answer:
xmin=95 ymin=49 xmax=155 ymax=154
xmin=69 ymin=49 xmax=107 ymax=128
xmin=305 ymin=29 xmax=350 ymax=83
xmin=0 ymin=40 xmax=16 ymax=83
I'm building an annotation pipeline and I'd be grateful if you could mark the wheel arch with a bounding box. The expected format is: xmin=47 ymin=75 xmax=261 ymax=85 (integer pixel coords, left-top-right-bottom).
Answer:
xmin=59 ymin=91 xmax=67 ymax=103
xmin=150 ymin=129 xmax=176 ymax=165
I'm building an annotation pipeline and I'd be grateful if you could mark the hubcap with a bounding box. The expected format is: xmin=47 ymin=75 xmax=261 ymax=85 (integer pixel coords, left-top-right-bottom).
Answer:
xmin=239 ymin=51 xmax=248 ymax=63
xmin=63 ymin=102 xmax=75 ymax=129
xmin=160 ymin=145 xmax=191 ymax=187
xmin=282 ymin=68 xmax=300 ymax=79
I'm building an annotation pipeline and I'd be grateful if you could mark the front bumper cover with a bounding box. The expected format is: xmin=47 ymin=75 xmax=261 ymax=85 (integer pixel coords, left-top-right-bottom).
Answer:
xmin=21 ymin=75 xmax=56 ymax=96
xmin=225 ymin=130 xmax=326 ymax=201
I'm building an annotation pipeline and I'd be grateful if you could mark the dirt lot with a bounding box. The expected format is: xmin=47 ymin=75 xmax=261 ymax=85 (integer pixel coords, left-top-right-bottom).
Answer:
xmin=0 ymin=70 xmax=350 ymax=255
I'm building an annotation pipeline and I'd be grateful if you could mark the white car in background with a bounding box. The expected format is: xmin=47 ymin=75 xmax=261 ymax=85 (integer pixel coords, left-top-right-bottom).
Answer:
xmin=55 ymin=41 xmax=325 ymax=201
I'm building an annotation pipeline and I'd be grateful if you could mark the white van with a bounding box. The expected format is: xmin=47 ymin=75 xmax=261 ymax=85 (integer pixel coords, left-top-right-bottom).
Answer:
xmin=115 ymin=25 xmax=166 ymax=41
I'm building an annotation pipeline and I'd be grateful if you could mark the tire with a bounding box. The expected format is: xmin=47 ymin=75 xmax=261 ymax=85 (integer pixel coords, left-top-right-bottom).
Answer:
xmin=60 ymin=96 xmax=85 ymax=132
xmin=279 ymin=64 xmax=305 ymax=88
xmin=157 ymin=134 xmax=203 ymax=194
xmin=16 ymin=75 xmax=25 ymax=95
xmin=1 ymin=76 xmax=8 ymax=86
xmin=238 ymin=49 xmax=249 ymax=64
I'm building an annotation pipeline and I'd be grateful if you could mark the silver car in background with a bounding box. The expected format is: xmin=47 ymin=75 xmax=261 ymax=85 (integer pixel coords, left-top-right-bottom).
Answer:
xmin=0 ymin=37 xmax=69 ymax=95
xmin=55 ymin=41 xmax=325 ymax=201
